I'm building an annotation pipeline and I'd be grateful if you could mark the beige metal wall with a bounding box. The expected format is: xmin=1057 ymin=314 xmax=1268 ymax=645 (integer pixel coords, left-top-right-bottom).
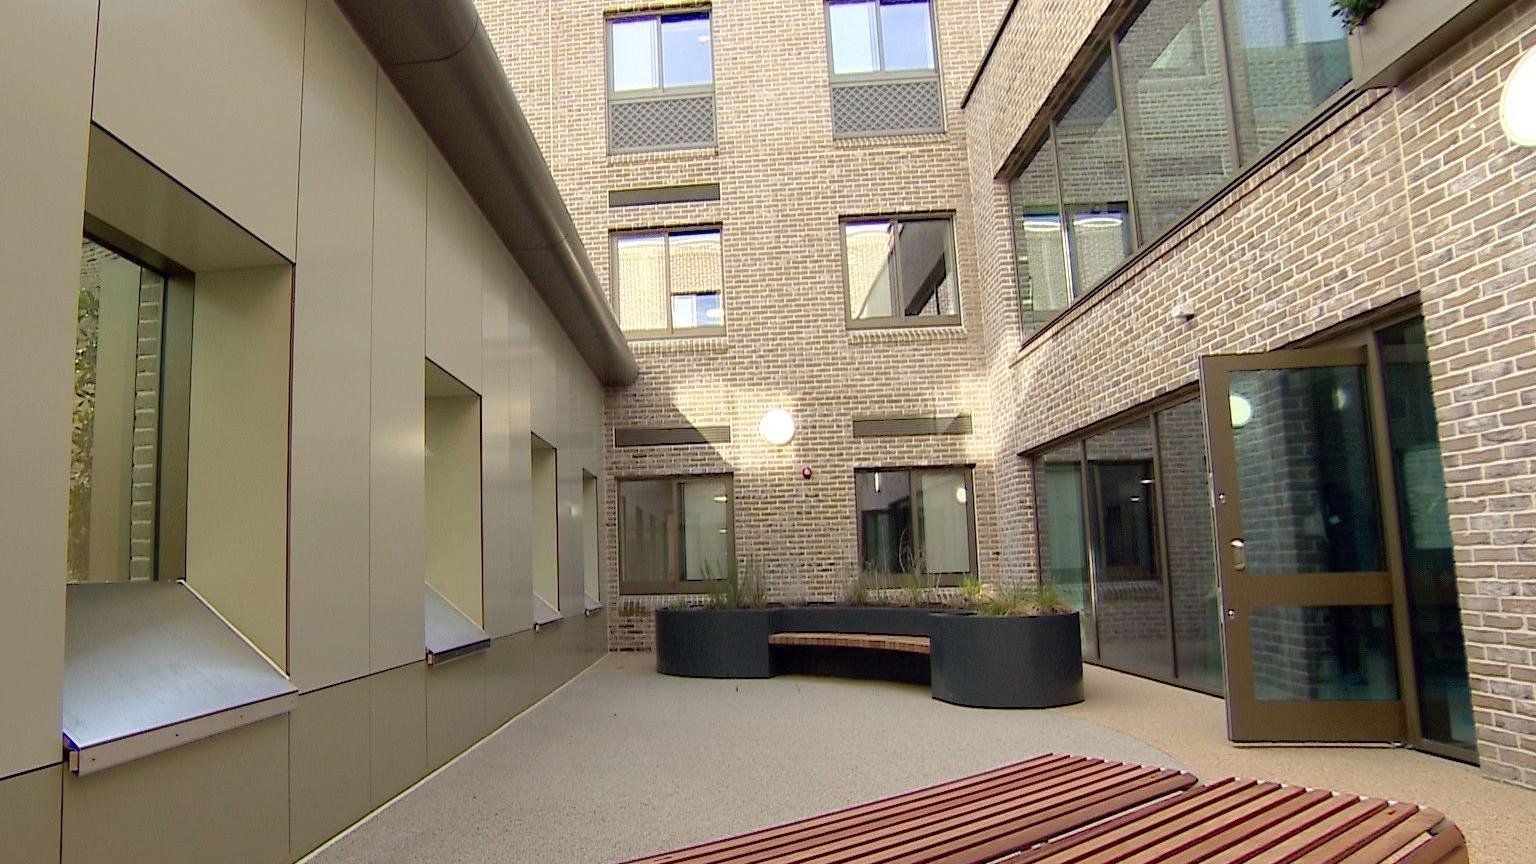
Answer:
xmin=0 ymin=0 xmax=611 ymax=860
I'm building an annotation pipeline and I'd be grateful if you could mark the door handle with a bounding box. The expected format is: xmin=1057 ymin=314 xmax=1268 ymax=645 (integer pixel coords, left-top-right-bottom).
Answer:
xmin=1229 ymin=538 xmax=1246 ymax=572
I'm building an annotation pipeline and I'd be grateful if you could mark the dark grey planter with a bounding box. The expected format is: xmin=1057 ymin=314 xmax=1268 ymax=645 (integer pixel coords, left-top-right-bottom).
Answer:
xmin=777 ymin=605 xmax=937 ymax=637
xmin=929 ymin=611 xmax=1083 ymax=709
xmin=654 ymin=608 xmax=775 ymax=678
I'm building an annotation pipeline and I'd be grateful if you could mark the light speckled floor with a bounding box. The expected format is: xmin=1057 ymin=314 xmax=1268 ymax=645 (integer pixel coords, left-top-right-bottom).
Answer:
xmin=310 ymin=655 xmax=1528 ymax=864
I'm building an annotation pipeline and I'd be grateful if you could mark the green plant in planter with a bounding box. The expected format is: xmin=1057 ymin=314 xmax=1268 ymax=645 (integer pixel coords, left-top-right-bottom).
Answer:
xmin=957 ymin=574 xmax=985 ymax=606
xmin=974 ymin=583 xmax=1073 ymax=617
xmin=666 ymin=597 xmax=691 ymax=612
xmin=895 ymin=548 xmax=939 ymax=607
xmin=839 ymin=565 xmax=870 ymax=606
xmin=702 ymin=556 xmax=768 ymax=610
xmin=1331 ymin=0 xmax=1387 ymax=31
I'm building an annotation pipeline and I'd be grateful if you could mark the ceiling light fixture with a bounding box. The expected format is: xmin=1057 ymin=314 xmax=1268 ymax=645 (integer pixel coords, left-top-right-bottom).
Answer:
xmin=1229 ymin=393 xmax=1253 ymax=429
xmin=1073 ymin=213 xmax=1124 ymax=229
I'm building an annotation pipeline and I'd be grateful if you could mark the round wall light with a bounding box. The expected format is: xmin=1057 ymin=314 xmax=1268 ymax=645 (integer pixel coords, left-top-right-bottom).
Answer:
xmin=1501 ymin=47 xmax=1536 ymax=147
xmin=760 ymin=409 xmax=796 ymax=446
xmin=1229 ymin=393 xmax=1253 ymax=429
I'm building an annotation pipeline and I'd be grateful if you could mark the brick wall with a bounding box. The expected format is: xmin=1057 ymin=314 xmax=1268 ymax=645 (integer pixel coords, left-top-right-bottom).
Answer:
xmin=482 ymin=0 xmax=1011 ymax=650
xmin=966 ymin=0 xmax=1536 ymax=788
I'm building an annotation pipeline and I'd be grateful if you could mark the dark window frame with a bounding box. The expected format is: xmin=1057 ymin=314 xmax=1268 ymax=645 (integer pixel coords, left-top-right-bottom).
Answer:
xmin=824 ymin=0 xmax=942 ymax=80
xmin=617 ymin=473 xmax=735 ymax=595
xmin=840 ymin=213 xmax=961 ymax=330
xmin=854 ymin=465 xmax=978 ymax=587
xmin=610 ymin=225 xmax=726 ymax=339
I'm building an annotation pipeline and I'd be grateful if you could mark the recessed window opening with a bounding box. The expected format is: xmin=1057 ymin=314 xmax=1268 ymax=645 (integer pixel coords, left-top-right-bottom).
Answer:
xmin=612 ymin=227 xmax=724 ymax=337
xmin=844 ymin=216 xmax=959 ymax=327
xmin=618 ymin=475 xmax=733 ymax=594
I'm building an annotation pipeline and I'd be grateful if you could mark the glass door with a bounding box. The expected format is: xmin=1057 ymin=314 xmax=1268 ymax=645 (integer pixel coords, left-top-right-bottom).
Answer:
xmin=1201 ymin=346 xmax=1406 ymax=742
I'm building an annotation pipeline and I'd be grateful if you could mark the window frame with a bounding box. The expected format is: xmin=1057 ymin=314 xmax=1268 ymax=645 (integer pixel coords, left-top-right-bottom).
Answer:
xmin=854 ymin=465 xmax=978 ymax=588
xmin=617 ymin=473 xmax=736 ymax=595
xmin=840 ymin=213 xmax=961 ymax=330
xmin=823 ymin=0 xmax=942 ymax=81
xmin=610 ymin=225 xmax=726 ymax=339
xmin=1004 ymin=0 xmax=1354 ymax=345
xmin=606 ymin=9 xmax=716 ymax=100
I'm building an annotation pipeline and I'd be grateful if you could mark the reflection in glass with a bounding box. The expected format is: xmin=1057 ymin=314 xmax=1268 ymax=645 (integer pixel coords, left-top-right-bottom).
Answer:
xmin=1120 ymin=0 xmax=1236 ymax=239
xmin=1251 ymin=605 xmax=1399 ymax=701
xmin=660 ymin=13 xmax=713 ymax=88
xmin=1086 ymin=420 xmax=1170 ymax=677
xmin=619 ymin=477 xmax=731 ymax=586
xmin=1229 ymin=364 xmax=1383 ymax=575
xmin=610 ymin=18 xmax=659 ymax=92
xmin=1222 ymin=0 xmax=1350 ymax=162
xmin=1055 ymin=55 xmax=1133 ymax=291
xmin=858 ymin=470 xmax=913 ymax=574
xmin=1380 ymin=320 xmax=1475 ymax=749
xmin=879 ymin=0 xmax=935 ymax=71
xmin=917 ymin=471 xmax=971 ymax=575
xmin=667 ymin=229 xmax=723 ymax=328
xmin=829 ymin=1 xmax=879 ymax=74
xmin=1010 ymin=137 xmax=1070 ymax=326
xmin=844 ymin=218 xmax=957 ymax=322
xmin=613 ymin=234 xmax=668 ymax=332
xmin=1157 ymin=399 xmax=1223 ymax=690
xmin=614 ymin=229 xmax=722 ymax=334
xmin=1036 ymin=445 xmax=1094 ymax=657
xmin=70 ymin=239 xmax=166 ymax=584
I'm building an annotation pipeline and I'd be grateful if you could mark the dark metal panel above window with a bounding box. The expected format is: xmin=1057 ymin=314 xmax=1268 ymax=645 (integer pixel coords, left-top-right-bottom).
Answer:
xmin=609 ymin=183 xmax=721 ymax=208
xmin=614 ymin=425 xmax=731 ymax=447
xmin=853 ymin=414 xmax=972 ymax=437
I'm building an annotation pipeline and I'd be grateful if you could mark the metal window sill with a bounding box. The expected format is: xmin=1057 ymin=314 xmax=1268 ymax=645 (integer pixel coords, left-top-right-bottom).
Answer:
xmin=62 ymin=581 xmax=297 ymax=776
xmin=425 ymin=585 xmax=490 ymax=666
xmin=533 ymin=593 xmax=563 ymax=629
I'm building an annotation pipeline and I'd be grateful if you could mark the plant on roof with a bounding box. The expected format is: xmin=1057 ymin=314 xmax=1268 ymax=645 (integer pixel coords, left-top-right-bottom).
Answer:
xmin=703 ymin=556 xmax=768 ymax=610
xmin=1331 ymin=0 xmax=1387 ymax=31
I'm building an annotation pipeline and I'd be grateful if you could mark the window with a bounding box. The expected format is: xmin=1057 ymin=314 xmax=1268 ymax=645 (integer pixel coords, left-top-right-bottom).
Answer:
xmin=856 ymin=467 xmax=976 ymax=585
xmin=70 ymin=239 xmax=170 ymax=584
xmin=608 ymin=12 xmax=716 ymax=152
xmin=619 ymin=475 xmax=733 ymax=593
xmin=612 ymin=228 xmax=724 ymax=337
xmin=843 ymin=217 xmax=958 ymax=327
xmin=1007 ymin=0 xmax=1348 ymax=337
xmin=826 ymin=1 xmax=944 ymax=136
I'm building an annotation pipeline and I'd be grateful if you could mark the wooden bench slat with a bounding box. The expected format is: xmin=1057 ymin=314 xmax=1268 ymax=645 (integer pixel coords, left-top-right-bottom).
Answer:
xmin=1334 ymin=811 xmax=1446 ymax=864
xmin=768 ymin=632 xmax=932 ymax=655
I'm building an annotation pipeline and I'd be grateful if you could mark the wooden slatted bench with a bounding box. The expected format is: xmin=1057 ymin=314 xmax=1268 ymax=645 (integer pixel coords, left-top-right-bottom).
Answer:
xmin=618 ymin=754 xmax=1468 ymax=864
xmin=767 ymin=632 xmax=932 ymax=655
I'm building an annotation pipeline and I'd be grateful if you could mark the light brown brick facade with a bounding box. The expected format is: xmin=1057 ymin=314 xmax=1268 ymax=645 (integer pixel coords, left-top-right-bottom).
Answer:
xmin=484 ymin=0 xmax=1536 ymax=790
xmin=966 ymin=0 xmax=1536 ymax=789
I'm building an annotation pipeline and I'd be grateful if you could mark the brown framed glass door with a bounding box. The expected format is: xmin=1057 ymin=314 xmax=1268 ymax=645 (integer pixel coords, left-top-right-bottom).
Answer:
xmin=1201 ymin=346 xmax=1406 ymax=742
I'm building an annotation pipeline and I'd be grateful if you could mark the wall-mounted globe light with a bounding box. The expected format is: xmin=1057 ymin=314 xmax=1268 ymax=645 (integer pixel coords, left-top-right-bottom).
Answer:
xmin=759 ymin=409 xmax=796 ymax=446
xmin=1502 ymin=47 xmax=1536 ymax=148
xmin=1229 ymin=393 xmax=1253 ymax=429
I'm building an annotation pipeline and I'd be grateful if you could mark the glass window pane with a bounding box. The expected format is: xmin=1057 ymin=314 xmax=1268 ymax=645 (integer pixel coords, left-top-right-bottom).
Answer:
xmin=1230 ymin=365 xmax=1384 ymax=574
xmin=1222 ymin=0 xmax=1349 ymax=162
xmin=614 ymin=234 xmax=669 ymax=332
xmin=1120 ymin=0 xmax=1236 ymax=240
xmin=1251 ymin=605 xmax=1400 ymax=701
xmin=879 ymin=0 xmax=935 ymax=72
xmin=845 ymin=221 xmax=896 ymax=320
xmin=916 ymin=470 xmax=972 ymax=575
xmin=1157 ymin=399 xmax=1223 ymax=691
xmin=1086 ymin=419 xmax=1169 ymax=677
xmin=1010 ymin=138 xmax=1070 ymax=327
xmin=829 ymin=1 xmax=879 ymax=75
xmin=857 ymin=470 xmax=912 ymax=575
xmin=680 ymin=478 xmax=729 ymax=582
xmin=1055 ymin=55 xmax=1133 ymax=291
xmin=661 ymin=13 xmax=713 ymax=88
xmin=1036 ymin=445 xmax=1094 ymax=657
xmin=619 ymin=479 xmax=672 ymax=585
xmin=893 ymin=219 xmax=955 ymax=317
xmin=666 ymin=229 xmax=723 ymax=331
xmin=1380 ymin=319 xmax=1475 ymax=748
xmin=611 ymin=17 xmax=659 ymax=92
xmin=71 ymin=239 xmax=165 ymax=584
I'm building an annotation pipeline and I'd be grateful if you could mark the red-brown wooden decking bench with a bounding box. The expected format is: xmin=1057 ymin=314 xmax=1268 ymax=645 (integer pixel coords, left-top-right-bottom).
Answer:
xmin=767 ymin=632 xmax=933 ymax=655
xmin=617 ymin=753 xmax=1467 ymax=864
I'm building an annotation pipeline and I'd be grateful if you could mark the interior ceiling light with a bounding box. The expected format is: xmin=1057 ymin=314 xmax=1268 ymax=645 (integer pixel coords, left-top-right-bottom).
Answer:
xmin=1501 ymin=47 xmax=1536 ymax=147
xmin=713 ymin=494 xmax=727 ymax=503
xmin=1229 ymin=393 xmax=1253 ymax=429
xmin=954 ymin=485 xmax=968 ymax=505
xmin=1022 ymin=217 xmax=1061 ymax=234
xmin=760 ymin=409 xmax=795 ymax=446
xmin=1073 ymin=213 xmax=1124 ymax=229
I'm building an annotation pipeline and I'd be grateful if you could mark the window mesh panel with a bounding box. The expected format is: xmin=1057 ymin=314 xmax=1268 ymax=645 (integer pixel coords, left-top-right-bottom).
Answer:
xmin=609 ymin=95 xmax=715 ymax=153
xmin=832 ymin=79 xmax=943 ymax=137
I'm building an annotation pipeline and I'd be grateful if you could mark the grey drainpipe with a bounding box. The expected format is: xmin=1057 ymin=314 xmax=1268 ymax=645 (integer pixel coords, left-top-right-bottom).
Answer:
xmin=338 ymin=0 xmax=638 ymax=387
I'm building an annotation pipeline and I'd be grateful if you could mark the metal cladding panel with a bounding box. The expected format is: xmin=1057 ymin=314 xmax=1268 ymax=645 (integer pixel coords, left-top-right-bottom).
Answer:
xmin=609 ymin=95 xmax=716 ymax=153
xmin=831 ymin=78 xmax=944 ymax=137
xmin=425 ymin=584 xmax=490 ymax=662
xmin=62 ymin=582 xmax=296 ymax=752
